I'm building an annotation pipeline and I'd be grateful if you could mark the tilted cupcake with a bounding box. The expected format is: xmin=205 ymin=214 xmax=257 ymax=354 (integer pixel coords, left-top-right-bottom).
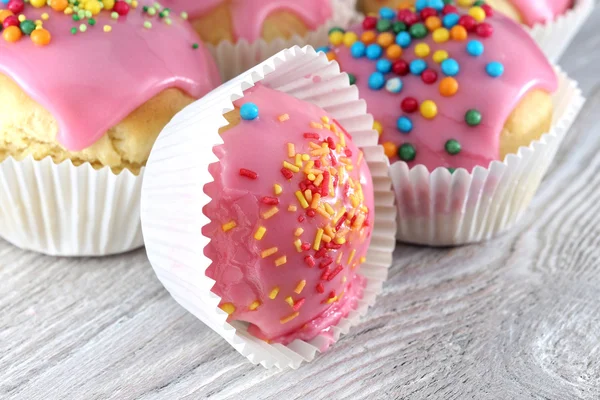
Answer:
xmin=0 ymin=1 xmax=220 ymax=255
xmin=161 ymin=0 xmax=357 ymax=80
xmin=141 ymin=46 xmax=396 ymax=368
xmin=319 ymin=3 xmax=583 ymax=245
xmin=356 ymin=0 xmax=593 ymax=62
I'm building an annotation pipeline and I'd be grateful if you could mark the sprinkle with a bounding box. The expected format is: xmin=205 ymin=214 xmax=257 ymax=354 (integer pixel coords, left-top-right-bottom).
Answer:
xmin=220 ymin=303 xmax=236 ymax=315
xmin=281 ymin=168 xmax=294 ymax=180
xmin=292 ymin=298 xmax=306 ymax=311
xmin=328 ymin=265 xmax=344 ymax=281
xmin=336 ymin=251 xmax=344 ymax=264
xmin=221 ymin=221 xmax=236 ymax=232
xmin=103 ymin=25 xmax=112 ymax=32
xmin=304 ymin=255 xmax=316 ymax=267
xmin=269 ymin=287 xmax=280 ymax=299
xmin=313 ymin=228 xmax=324 ymax=250
xmin=287 ymin=143 xmax=296 ymax=158
xmin=348 ymin=249 xmax=357 ymax=264
xmin=294 ymin=280 xmax=307 ymax=294
xmin=316 ymin=283 xmax=325 ymax=293
xmin=360 ymin=256 xmax=367 ymax=264
xmin=294 ymin=228 xmax=304 ymax=237
xmin=239 ymin=168 xmax=258 ymax=179
xmin=249 ymin=300 xmax=261 ymax=311
xmin=254 ymin=226 xmax=267 ymax=240
xmin=310 ymin=121 xmax=324 ymax=130
xmin=280 ymin=312 xmax=299 ymax=324
xmin=295 ymin=191 xmax=309 ymax=209
xmin=294 ymin=239 xmax=303 ymax=252
xmin=276 ymin=114 xmax=289 ymax=122
xmin=143 ymin=21 xmax=152 ymax=29
xmin=273 ymin=184 xmax=283 ymax=196
xmin=288 ymin=205 xmax=298 ymax=212
xmin=283 ymin=161 xmax=300 ymax=173
xmin=275 ymin=256 xmax=287 ymax=267
xmin=261 ymin=207 xmax=279 ymax=220
xmin=261 ymin=247 xmax=278 ymax=258
xmin=285 ymin=296 xmax=295 ymax=306
xmin=261 ymin=196 xmax=279 ymax=205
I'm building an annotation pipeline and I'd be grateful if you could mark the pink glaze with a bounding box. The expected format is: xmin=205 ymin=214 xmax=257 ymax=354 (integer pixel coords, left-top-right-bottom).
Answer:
xmin=203 ymin=85 xmax=374 ymax=345
xmin=329 ymin=13 xmax=557 ymax=172
xmin=161 ymin=0 xmax=333 ymax=43
xmin=0 ymin=3 xmax=220 ymax=151
xmin=510 ymin=0 xmax=573 ymax=26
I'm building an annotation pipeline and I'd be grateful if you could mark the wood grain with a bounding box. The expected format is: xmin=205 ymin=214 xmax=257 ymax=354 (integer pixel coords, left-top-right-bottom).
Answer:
xmin=2 ymin=7 xmax=600 ymax=400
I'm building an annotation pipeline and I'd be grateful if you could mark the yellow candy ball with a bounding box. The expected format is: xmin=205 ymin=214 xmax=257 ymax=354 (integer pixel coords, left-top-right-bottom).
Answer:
xmin=469 ymin=6 xmax=487 ymax=22
xmin=420 ymin=100 xmax=438 ymax=119
xmin=414 ymin=43 xmax=430 ymax=58
xmin=343 ymin=31 xmax=358 ymax=47
xmin=373 ymin=121 xmax=383 ymax=136
xmin=86 ymin=1 xmax=102 ymax=15
xmin=30 ymin=0 xmax=46 ymax=8
xmin=103 ymin=0 xmax=115 ymax=10
xmin=457 ymin=0 xmax=475 ymax=5
xmin=329 ymin=31 xmax=344 ymax=46
xmin=432 ymin=28 xmax=450 ymax=43
xmin=17 ymin=14 xmax=26 ymax=22
xmin=433 ymin=50 xmax=449 ymax=64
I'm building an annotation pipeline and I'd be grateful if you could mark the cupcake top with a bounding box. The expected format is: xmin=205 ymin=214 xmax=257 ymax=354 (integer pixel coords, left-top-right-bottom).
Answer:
xmin=0 ymin=1 xmax=220 ymax=151
xmin=161 ymin=0 xmax=333 ymax=43
xmin=509 ymin=0 xmax=572 ymax=26
xmin=320 ymin=1 xmax=557 ymax=172
xmin=203 ymin=84 xmax=374 ymax=345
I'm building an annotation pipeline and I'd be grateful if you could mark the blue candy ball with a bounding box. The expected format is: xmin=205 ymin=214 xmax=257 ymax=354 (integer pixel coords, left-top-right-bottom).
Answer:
xmin=410 ymin=59 xmax=427 ymax=75
xmin=379 ymin=7 xmax=396 ymax=20
xmin=397 ymin=116 xmax=413 ymax=133
xmin=386 ymin=77 xmax=403 ymax=93
xmin=443 ymin=13 xmax=460 ymax=28
xmin=415 ymin=0 xmax=427 ymax=11
xmin=441 ymin=58 xmax=460 ymax=76
xmin=350 ymin=42 xmax=366 ymax=58
xmin=466 ymin=40 xmax=484 ymax=56
xmin=396 ymin=31 xmax=412 ymax=48
xmin=428 ymin=0 xmax=445 ymax=10
xmin=486 ymin=61 xmax=504 ymax=77
xmin=366 ymin=44 xmax=383 ymax=60
xmin=376 ymin=59 xmax=392 ymax=74
xmin=240 ymin=103 xmax=259 ymax=120
xmin=368 ymin=72 xmax=386 ymax=90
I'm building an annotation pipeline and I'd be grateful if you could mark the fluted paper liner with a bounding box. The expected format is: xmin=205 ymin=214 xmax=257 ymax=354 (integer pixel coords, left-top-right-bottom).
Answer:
xmin=391 ymin=68 xmax=584 ymax=246
xmin=141 ymin=46 xmax=396 ymax=369
xmin=527 ymin=0 xmax=594 ymax=63
xmin=0 ymin=157 xmax=143 ymax=256
xmin=208 ymin=0 xmax=359 ymax=81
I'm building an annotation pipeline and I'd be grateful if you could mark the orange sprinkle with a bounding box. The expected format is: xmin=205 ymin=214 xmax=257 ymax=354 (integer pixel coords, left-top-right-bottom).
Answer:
xmin=348 ymin=249 xmax=356 ymax=264
xmin=3 ymin=26 xmax=22 ymax=43
xmin=314 ymin=173 xmax=324 ymax=187
xmin=295 ymin=280 xmax=306 ymax=294
xmin=425 ymin=15 xmax=442 ymax=31
xmin=278 ymin=113 xmax=289 ymax=122
xmin=439 ymin=77 xmax=459 ymax=97
xmin=31 ymin=28 xmax=51 ymax=46
xmin=221 ymin=220 xmax=236 ymax=232
xmin=303 ymin=160 xmax=315 ymax=174
xmin=275 ymin=255 xmax=287 ymax=267
xmin=383 ymin=142 xmax=398 ymax=158
xmin=321 ymin=234 xmax=331 ymax=243
xmin=336 ymin=251 xmax=344 ymax=264
xmin=288 ymin=205 xmax=298 ymax=212
xmin=220 ymin=303 xmax=236 ymax=315
xmin=249 ymin=300 xmax=261 ymax=311
xmin=361 ymin=30 xmax=376 ymax=44
xmin=313 ymin=228 xmax=324 ymax=250
xmin=262 ymin=206 xmax=279 ymax=219
xmin=287 ymin=143 xmax=296 ymax=158
xmin=310 ymin=193 xmax=321 ymax=209
xmin=273 ymin=184 xmax=283 ymax=195
xmin=376 ymin=32 xmax=394 ymax=48
xmin=451 ymin=25 xmax=468 ymax=41
xmin=269 ymin=287 xmax=280 ymax=300
xmin=261 ymin=247 xmax=278 ymax=258
xmin=254 ymin=226 xmax=267 ymax=240
xmin=294 ymin=228 xmax=304 ymax=237
xmin=280 ymin=312 xmax=300 ymax=324
xmin=310 ymin=121 xmax=323 ymax=129
xmin=295 ymin=191 xmax=309 ymax=209
xmin=353 ymin=214 xmax=366 ymax=229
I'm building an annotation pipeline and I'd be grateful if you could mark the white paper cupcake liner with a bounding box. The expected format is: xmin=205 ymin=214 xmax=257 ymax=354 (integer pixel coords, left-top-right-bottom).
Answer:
xmin=207 ymin=0 xmax=360 ymax=81
xmin=390 ymin=68 xmax=584 ymax=246
xmin=527 ymin=0 xmax=594 ymax=63
xmin=141 ymin=45 xmax=396 ymax=369
xmin=0 ymin=157 xmax=143 ymax=256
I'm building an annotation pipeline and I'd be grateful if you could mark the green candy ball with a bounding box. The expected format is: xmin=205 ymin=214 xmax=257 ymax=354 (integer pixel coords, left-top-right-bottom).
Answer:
xmin=348 ymin=73 xmax=356 ymax=85
xmin=465 ymin=109 xmax=482 ymax=126
xmin=398 ymin=143 xmax=416 ymax=162
xmin=409 ymin=23 xmax=427 ymax=39
xmin=445 ymin=139 xmax=461 ymax=155
xmin=376 ymin=19 xmax=392 ymax=32
xmin=20 ymin=20 xmax=36 ymax=36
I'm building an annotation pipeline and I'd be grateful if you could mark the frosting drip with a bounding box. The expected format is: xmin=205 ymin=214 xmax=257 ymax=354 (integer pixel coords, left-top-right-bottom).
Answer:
xmin=0 ymin=3 xmax=220 ymax=151
xmin=510 ymin=0 xmax=573 ymax=26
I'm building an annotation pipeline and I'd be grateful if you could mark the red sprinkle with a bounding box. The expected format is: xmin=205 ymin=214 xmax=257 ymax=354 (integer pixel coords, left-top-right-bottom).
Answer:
xmin=362 ymin=16 xmax=377 ymax=30
xmin=7 ymin=0 xmax=24 ymax=14
xmin=319 ymin=257 xmax=333 ymax=269
xmin=442 ymin=4 xmax=458 ymax=15
xmin=304 ymin=132 xmax=320 ymax=139
xmin=328 ymin=290 xmax=336 ymax=298
xmin=301 ymin=242 xmax=311 ymax=251
xmin=335 ymin=212 xmax=347 ymax=231
xmin=314 ymin=159 xmax=321 ymax=168
xmin=401 ymin=97 xmax=419 ymax=113
xmin=328 ymin=265 xmax=344 ymax=281
xmin=321 ymin=268 xmax=331 ymax=281
xmin=481 ymin=4 xmax=494 ymax=17
xmin=298 ymin=215 xmax=306 ymax=223
xmin=420 ymin=7 xmax=437 ymax=20
xmin=329 ymin=152 xmax=338 ymax=166
xmin=459 ymin=15 xmax=477 ymax=32
xmin=316 ymin=283 xmax=325 ymax=293
xmin=393 ymin=60 xmax=409 ymax=76
xmin=321 ymin=171 xmax=330 ymax=196
xmin=421 ymin=69 xmax=438 ymax=85
xmin=327 ymin=137 xmax=336 ymax=149
xmin=476 ymin=22 xmax=494 ymax=38
xmin=281 ymin=167 xmax=293 ymax=180
xmin=344 ymin=148 xmax=353 ymax=157
xmin=315 ymin=248 xmax=327 ymax=259
xmin=307 ymin=209 xmax=316 ymax=218
xmin=304 ymin=255 xmax=316 ymax=267
xmin=325 ymin=242 xmax=342 ymax=250
xmin=3 ymin=15 xmax=19 ymax=28
xmin=292 ymin=298 xmax=306 ymax=311
xmin=113 ymin=1 xmax=130 ymax=15
xmin=261 ymin=196 xmax=279 ymax=205
xmin=239 ymin=168 xmax=258 ymax=179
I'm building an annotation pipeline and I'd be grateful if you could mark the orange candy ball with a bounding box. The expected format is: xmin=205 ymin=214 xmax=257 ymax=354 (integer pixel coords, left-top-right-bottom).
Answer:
xmin=361 ymin=30 xmax=376 ymax=45
xmin=383 ymin=142 xmax=398 ymax=158
xmin=3 ymin=26 xmax=22 ymax=43
xmin=386 ymin=44 xmax=402 ymax=60
xmin=376 ymin=32 xmax=394 ymax=48
xmin=451 ymin=26 xmax=468 ymax=41
xmin=439 ymin=77 xmax=459 ymax=97
xmin=51 ymin=0 xmax=69 ymax=11
xmin=31 ymin=29 xmax=51 ymax=46
xmin=425 ymin=16 xmax=442 ymax=31
xmin=0 ymin=10 xmax=14 ymax=23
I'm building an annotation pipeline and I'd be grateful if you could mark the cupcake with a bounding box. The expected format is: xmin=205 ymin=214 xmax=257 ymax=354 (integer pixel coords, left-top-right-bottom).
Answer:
xmin=356 ymin=0 xmax=593 ymax=62
xmin=319 ymin=3 xmax=583 ymax=245
xmin=141 ymin=46 xmax=396 ymax=368
xmin=161 ymin=0 xmax=357 ymax=80
xmin=0 ymin=1 xmax=220 ymax=255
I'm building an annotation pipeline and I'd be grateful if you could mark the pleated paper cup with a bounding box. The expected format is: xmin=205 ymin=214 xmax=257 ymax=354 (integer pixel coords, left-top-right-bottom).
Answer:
xmin=141 ymin=45 xmax=396 ymax=369
xmin=391 ymin=68 xmax=584 ymax=247
xmin=527 ymin=0 xmax=594 ymax=63
xmin=0 ymin=157 xmax=143 ymax=256
xmin=208 ymin=0 xmax=360 ymax=81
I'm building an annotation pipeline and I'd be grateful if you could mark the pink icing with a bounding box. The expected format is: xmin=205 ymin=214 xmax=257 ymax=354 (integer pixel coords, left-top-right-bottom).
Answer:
xmin=161 ymin=0 xmax=333 ymax=43
xmin=510 ymin=0 xmax=573 ymax=26
xmin=329 ymin=13 xmax=557 ymax=172
xmin=0 ymin=3 xmax=220 ymax=151
xmin=203 ymin=85 xmax=374 ymax=344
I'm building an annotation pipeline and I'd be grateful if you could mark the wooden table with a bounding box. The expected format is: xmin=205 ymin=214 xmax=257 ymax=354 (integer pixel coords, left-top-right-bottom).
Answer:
xmin=2 ymin=8 xmax=600 ymax=400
